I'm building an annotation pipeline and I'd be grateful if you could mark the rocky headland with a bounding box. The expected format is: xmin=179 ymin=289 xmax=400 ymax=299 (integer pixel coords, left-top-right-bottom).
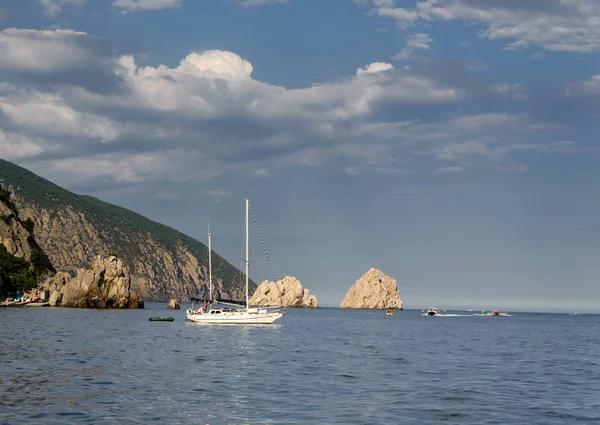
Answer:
xmin=340 ymin=268 xmax=403 ymax=310
xmin=43 ymin=255 xmax=144 ymax=309
xmin=0 ymin=158 xmax=252 ymax=302
xmin=249 ymin=276 xmax=318 ymax=308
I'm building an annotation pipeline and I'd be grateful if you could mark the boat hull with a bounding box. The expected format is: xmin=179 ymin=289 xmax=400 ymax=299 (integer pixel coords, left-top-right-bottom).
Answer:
xmin=186 ymin=309 xmax=283 ymax=325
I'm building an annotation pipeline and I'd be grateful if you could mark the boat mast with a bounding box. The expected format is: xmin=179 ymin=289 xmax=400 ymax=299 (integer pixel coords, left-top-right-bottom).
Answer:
xmin=245 ymin=198 xmax=249 ymax=310
xmin=208 ymin=223 xmax=212 ymax=303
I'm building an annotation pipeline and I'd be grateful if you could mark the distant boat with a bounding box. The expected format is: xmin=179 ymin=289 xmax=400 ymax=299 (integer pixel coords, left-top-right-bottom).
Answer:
xmin=186 ymin=199 xmax=285 ymax=325
xmin=386 ymin=310 xmax=393 ymax=316
xmin=149 ymin=317 xmax=174 ymax=322
xmin=427 ymin=307 xmax=440 ymax=316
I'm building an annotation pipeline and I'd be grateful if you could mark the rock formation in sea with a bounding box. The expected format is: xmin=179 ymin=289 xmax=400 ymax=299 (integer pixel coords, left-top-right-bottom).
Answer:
xmin=44 ymin=255 xmax=144 ymax=309
xmin=340 ymin=268 xmax=403 ymax=310
xmin=167 ymin=299 xmax=180 ymax=309
xmin=249 ymin=276 xmax=318 ymax=308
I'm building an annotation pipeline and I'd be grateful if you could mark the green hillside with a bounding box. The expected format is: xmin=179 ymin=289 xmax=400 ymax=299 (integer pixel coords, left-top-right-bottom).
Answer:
xmin=0 ymin=158 xmax=253 ymax=297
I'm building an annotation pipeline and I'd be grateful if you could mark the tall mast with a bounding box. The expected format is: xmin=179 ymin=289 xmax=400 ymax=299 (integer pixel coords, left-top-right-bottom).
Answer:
xmin=208 ymin=223 xmax=212 ymax=302
xmin=245 ymin=198 xmax=249 ymax=310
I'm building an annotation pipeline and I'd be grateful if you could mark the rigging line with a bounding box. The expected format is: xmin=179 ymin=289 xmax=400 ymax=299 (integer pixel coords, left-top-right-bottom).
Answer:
xmin=249 ymin=236 xmax=266 ymax=290
xmin=249 ymin=201 xmax=281 ymax=296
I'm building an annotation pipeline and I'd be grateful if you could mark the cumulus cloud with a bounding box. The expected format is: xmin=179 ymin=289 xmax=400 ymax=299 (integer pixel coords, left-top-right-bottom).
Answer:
xmin=0 ymin=28 xmax=589 ymax=185
xmin=393 ymin=33 xmax=433 ymax=60
xmin=361 ymin=0 xmax=600 ymax=53
xmin=356 ymin=62 xmax=394 ymax=75
xmin=113 ymin=0 xmax=181 ymax=12
xmin=0 ymin=28 xmax=128 ymax=94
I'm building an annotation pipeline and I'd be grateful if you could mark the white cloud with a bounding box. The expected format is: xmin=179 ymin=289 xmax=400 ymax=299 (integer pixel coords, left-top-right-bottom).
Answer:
xmin=361 ymin=0 xmax=600 ymax=53
xmin=393 ymin=33 xmax=433 ymax=60
xmin=0 ymin=130 xmax=47 ymax=160
xmin=0 ymin=28 xmax=588 ymax=184
xmin=253 ymin=168 xmax=270 ymax=177
xmin=433 ymin=166 xmax=462 ymax=175
xmin=356 ymin=61 xmax=394 ymax=75
xmin=40 ymin=0 xmax=85 ymax=17
xmin=113 ymin=0 xmax=181 ymax=12
xmin=565 ymin=74 xmax=600 ymax=97
xmin=0 ymin=91 xmax=120 ymax=142
xmin=0 ymin=28 xmax=91 ymax=73
xmin=42 ymin=149 xmax=214 ymax=183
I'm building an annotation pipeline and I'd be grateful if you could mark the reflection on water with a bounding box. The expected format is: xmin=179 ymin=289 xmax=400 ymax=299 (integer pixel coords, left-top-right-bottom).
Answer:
xmin=1 ymin=304 xmax=600 ymax=424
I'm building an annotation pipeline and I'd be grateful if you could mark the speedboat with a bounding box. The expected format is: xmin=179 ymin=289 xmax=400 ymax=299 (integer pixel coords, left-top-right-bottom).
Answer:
xmin=427 ymin=307 xmax=441 ymax=316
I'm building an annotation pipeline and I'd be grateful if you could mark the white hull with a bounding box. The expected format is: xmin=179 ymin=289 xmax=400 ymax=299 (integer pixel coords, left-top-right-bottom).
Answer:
xmin=186 ymin=308 xmax=283 ymax=325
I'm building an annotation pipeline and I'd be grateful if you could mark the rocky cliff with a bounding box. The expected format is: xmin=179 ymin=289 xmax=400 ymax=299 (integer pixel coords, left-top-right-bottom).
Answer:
xmin=340 ymin=268 xmax=403 ymax=310
xmin=44 ymin=255 xmax=143 ymax=308
xmin=249 ymin=276 xmax=318 ymax=308
xmin=0 ymin=185 xmax=55 ymax=288
xmin=0 ymin=158 xmax=253 ymax=301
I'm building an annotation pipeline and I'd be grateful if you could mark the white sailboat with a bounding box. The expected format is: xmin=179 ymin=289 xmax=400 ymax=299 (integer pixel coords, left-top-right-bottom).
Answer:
xmin=186 ymin=199 xmax=284 ymax=325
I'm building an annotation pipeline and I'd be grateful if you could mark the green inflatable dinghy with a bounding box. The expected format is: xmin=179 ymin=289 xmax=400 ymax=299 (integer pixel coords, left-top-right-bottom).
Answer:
xmin=149 ymin=316 xmax=175 ymax=322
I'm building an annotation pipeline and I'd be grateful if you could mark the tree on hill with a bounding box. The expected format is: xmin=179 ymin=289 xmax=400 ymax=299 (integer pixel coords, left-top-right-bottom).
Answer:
xmin=0 ymin=244 xmax=37 ymax=296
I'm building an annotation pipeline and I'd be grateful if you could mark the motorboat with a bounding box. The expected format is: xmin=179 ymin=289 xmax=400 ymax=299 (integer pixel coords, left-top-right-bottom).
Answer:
xmin=427 ymin=307 xmax=440 ymax=316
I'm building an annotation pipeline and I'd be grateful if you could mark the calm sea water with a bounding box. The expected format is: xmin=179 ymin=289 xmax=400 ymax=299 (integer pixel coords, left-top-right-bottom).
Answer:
xmin=1 ymin=304 xmax=599 ymax=424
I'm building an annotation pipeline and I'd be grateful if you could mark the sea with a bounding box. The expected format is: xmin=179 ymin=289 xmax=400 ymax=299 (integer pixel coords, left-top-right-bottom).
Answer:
xmin=1 ymin=304 xmax=599 ymax=425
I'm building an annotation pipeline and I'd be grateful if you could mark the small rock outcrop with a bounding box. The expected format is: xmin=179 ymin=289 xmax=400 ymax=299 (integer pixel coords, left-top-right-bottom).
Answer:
xmin=340 ymin=268 xmax=403 ymax=310
xmin=250 ymin=276 xmax=318 ymax=308
xmin=166 ymin=299 xmax=180 ymax=310
xmin=44 ymin=255 xmax=144 ymax=309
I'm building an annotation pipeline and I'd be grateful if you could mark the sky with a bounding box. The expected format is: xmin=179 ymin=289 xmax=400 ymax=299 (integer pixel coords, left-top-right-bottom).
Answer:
xmin=1 ymin=0 xmax=599 ymax=312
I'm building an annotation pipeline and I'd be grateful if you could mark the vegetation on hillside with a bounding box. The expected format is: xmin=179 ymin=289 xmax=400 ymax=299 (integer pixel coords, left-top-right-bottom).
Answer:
xmin=0 ymin=244 xmax=37 ymax=296
xmin=0 ymin=183 xmax=56 ymax=290
xmin=0 ymin=159 xmax=252 ymax=295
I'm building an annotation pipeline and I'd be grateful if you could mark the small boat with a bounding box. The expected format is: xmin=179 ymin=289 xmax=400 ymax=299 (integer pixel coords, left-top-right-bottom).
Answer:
xmin=149 ymin=316 xmax=175 ymax=322
xmin=386 ymin=310 xmax=393 ymax=316
xmin=427 ymin=307 xmax=440 ymax=316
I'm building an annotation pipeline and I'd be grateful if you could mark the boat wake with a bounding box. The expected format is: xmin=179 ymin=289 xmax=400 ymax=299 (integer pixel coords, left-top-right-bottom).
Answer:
xmin=422 ymin=312 xmax=513 ymax=317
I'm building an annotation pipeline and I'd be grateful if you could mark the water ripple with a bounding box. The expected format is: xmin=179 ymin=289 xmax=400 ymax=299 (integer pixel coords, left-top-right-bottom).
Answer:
xmin=1 ymin=306 xmax=600 ymax=424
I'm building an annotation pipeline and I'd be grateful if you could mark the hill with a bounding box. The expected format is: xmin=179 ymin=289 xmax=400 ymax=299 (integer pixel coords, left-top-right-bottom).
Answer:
xmin=0 ymin=158 xmax=253 ymax=301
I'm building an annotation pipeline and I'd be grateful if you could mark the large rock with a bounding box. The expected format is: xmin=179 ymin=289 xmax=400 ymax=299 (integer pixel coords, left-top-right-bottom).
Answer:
xmin=166 ymin=299 xmax=180 ymax=310
xmin=340 ymin=268 xmax=403 ymax=310
xmin=44 ymin=255 xmax=144 ymax=309
xmin=250 ymin=276 xmax=318 ymax=308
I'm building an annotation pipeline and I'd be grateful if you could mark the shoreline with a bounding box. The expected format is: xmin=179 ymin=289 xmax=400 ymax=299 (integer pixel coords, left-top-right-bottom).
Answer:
xmin=0 ymin=300 xmax=50 ymax=308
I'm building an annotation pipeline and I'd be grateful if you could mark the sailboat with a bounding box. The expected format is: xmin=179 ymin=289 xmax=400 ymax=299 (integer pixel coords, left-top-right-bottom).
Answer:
xmin=186 ymin=199 xmax=285 ymax=325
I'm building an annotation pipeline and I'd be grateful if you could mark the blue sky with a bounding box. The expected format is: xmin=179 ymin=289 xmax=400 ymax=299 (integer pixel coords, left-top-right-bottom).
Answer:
xmin=1 ymin=0 xmax=599 ymax=311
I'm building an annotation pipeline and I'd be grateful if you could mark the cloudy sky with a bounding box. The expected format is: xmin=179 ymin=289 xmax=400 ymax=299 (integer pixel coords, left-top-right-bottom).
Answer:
xmin=1 ymin=0 xmax=599 ymax=311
